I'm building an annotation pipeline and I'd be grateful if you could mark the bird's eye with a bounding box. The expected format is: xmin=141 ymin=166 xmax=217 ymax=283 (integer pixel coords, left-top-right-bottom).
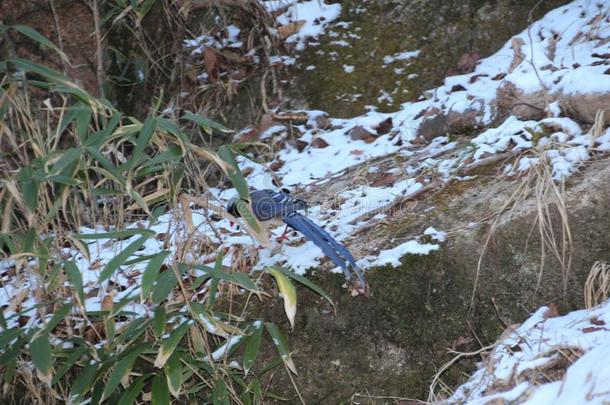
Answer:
xmin=281 ymin=188 xmax=291 ymax=194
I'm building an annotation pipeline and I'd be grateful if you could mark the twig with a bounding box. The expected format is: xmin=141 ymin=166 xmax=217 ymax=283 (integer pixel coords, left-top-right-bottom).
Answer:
xmin=428 ymin=344 xmax=496 ymax=403
xmin=48 ymin=0 xmax=66 ymax=72
xmin=90 ymin=0 xmax=105 ymax=97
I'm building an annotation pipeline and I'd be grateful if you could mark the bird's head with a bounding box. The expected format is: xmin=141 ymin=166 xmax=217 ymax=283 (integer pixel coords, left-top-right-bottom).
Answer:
xmin=226 ymin=196 xmax=240 ymax=218
xmin=226 ymin=195 xmax=241 ymax=228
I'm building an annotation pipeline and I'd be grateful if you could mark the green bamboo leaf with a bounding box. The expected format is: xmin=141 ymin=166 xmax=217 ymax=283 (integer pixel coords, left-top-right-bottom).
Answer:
xmin=51 ymin=84 xmax=92 ymax=104
xmin=85 ymin=146 xmax=126 ymax=185
xmin=181 ymin=111 xmax=231 ymax=134
xmin=151 ymin=264 xmax=187 ymax=305
xmin=99 ymin=235 xmax=149 ymax=282
xmin=151 ymin=374 xmax=170 ymax=405
xmin=265 ymin=267 xmax=297 ymax=329
xmin=117 ymin=374 xmax=148 ymax=405
xmin=212 ymin=379 xmax=230 ymax=405
xmin=141 ymin=251 xmax=169 ymax=299
xmin=0 ymin=328 xmax=23 ymax=348
xmin=64 ymin=261 xmax=84 ymax=302
xmin=30 ymin=331 xmax=53 ymax=386
xmin=52 ymin=345 xmax=88 ymax=385
xmin=218 ymin=145 xmax=248 ymax=199
xmin=10 ymin=58 xmax=70 ymax=82
xmin=206 ymin=252 xmax=223 ymax=309
xmin=2 ymin=359 xmax=16 ymax=386
xmin=190 ymin=302 xmax=241 ymax=338
xmin=41 ymin=302 xmax=72 ymax=334
xmin=0 ymin=336 xmax=26 ymax=365
xmin=70 ymin=362 xmax=99 ymax=401
xmin=268 ymin=266 xmax=334 ymax=310
xmin=189 ymin=325 xmax=206 ymax=355
xmin=76 ymin=228 xmax=154 ymax=240
xmin=126 ymin=116 xmax=156 ymax=170
xmin=12 ymin=25 xmax=69 ymax=63
xmin=138 ymin=147 xmax=182 ymax=170
xmin=264 ymin=322 xmax=297 ymax=375
xmin=164 ymin=355 xmax=183 ymax=398
xmin=138 ymin=0 xmax=156 ymax=20
xmin=115 ymin=317 xmax=151 ymax=346
xmin=68 ymin=236 xmax=91 ymax=261
xmin=153 ymin=306 xmax=166 ymax=337
xmin=156 ymin=118 xmax=189 ymax=148
xmin=126 ymin=178 xmax=150 ymax=214
xmin=243 ymin=321 xmax=263 ymax=376
xmin=74 ymin=107 xmax=92 ymax=142
xmin=249 ymin=379 xmax=263 ymax=404
xmin=45 ymin=174 xmax=79 ymax=186
xmin=85 ymin=112 xmax=122 ymax=148
xmin=57 ymin=105 xmax=84 ymax=135
xmin=101 ymin=345 xmax=148 ymax=401
xmin=50 ymin=148 xmax=81 ymax=174
xmin=19 ymin=166 xmax=39 ymax=213
xmin=154 ymin=321 xmax=191 ymax=368
xmin=193 ymin=265 xmax=260 ymax=293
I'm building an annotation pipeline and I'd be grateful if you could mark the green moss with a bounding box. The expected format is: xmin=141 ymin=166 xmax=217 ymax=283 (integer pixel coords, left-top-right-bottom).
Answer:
xmin=251 ymin=248 xmax=517 ymax=402
xmin=290 ymin=0 xmax=569 ymax=117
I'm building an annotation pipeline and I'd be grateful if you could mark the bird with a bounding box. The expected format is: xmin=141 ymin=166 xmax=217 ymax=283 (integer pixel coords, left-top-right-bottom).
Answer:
xmin=227 ymin=188 xmax=368 ymax=295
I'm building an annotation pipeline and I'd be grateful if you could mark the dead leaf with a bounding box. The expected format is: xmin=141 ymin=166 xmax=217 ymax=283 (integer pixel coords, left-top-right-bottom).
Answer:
xmin=127 ymin=188 xmax=170 ymax=211
xmin=9 ymin=288 xmax=30 ymax=312
xmin=590 ymin=317 xmax=606 ymax=326
xmin=582 ymin=326 xmax=605 ymax=333
xmin=102 ymin=295 xmax=114 ymax=313
xmin=278 ymin=20 xmax=306 ymax=39
xmin=241 ymin=167 xmax=254 ymax=177
xmin=295 ymin=139 xmax=308 ymax=152
xmin=543 ymin=303 xmax=559 ymax=319
xmin=311 ymin=137 xmax=329 ymax=148
xmin=203 ymin=47 xmax=219 ymax=82
xmin=371 ymin=173 xmax=398 ymax=188
xmin=375 ymin=117 xmax=393 ymax=135
xmin=270 ymin=159 xmax=285 ymax=171
xmin=348 ymin=126 xmax=377 ymax=144
xmin=257 ymin=113 xmax=274 ymax=135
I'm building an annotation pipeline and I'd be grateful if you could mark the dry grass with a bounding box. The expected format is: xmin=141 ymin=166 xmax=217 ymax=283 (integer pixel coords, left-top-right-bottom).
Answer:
xmin=584 ymin=261 xmax=610 ymax=309
xmin=470 ymin=146 xmax=574 ymax=312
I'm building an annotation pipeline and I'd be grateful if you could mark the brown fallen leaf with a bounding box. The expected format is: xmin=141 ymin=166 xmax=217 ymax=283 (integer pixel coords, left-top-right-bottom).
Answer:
xmin=204 ymin=47 xmax=219 ymax=82
xmin=257 ymin=113 xmax=274 ymax=135
xmin=543 ymin=303 xmax=559 ymax=319
xmin=278 ymin=20 xmax=306 ymax=39
xmin=582 ymin=326 xmax=605 ymax=333
xmin=270 ymin=159 xmax=285 ymax=171
xmin=311 ymin=137 xmax=330 ymax=148
xmin=590 ymin=317 xmax=606 ymax=326
xmin=371 ymin=172 xmax=398 ymax=188
xmin=375 ymin=117 xmax=393 ymax=135
xmin=349 ymin=126 xmax=377 ymax=143
xmin=102 ymin=294 xmax=114 ymax=313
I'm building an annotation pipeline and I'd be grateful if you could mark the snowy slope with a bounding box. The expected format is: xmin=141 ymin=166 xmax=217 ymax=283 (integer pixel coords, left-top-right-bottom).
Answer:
xmin=2 ymin=0 xmax=610 ymax=347
xmin=444 ymin=301 xmax=610 ymax=404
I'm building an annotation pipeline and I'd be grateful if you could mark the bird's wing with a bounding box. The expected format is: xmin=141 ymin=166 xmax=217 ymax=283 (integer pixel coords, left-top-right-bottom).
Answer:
xmin=250 ymin=189 xmax=308 ymax=221
xmin=283 ymin=212 xmax=366 ymax=289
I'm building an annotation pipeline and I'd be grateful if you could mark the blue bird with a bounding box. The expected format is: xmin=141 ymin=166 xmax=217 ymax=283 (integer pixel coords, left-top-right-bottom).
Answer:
xmin=227 ymin=189 xmax=368 ymax=294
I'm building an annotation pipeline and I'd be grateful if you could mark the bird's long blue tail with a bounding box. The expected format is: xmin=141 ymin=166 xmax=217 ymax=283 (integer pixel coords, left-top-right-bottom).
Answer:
xmin=283 ymin=212 xmax=367 ymax=289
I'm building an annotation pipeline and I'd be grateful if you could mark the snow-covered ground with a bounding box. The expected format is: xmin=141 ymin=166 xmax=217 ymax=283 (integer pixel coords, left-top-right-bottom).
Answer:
xmin=445 ymin=301 xmax=610 ymax=404
xmin=3 ymin=0 xmax=609 ymax=316
xmin=2 ymin=0 xmax=610 ymax=399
